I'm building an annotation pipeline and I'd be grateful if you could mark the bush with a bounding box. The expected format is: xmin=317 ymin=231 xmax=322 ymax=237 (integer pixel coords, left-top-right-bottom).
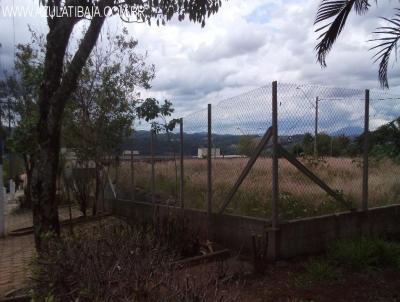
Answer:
xmin=297 ymin=237 xmax=400 ymax=288
xmin=329 ymin=237 xmax=400 ymax=271
xmin=31 ymin=219 xmax=236 ymax=302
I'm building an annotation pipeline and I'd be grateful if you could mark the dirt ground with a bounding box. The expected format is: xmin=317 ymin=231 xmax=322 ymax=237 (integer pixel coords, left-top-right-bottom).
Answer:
xmin=1 ymin=210 xmax=400 ymax=301
xmin=183 ymin=257 xmax=400 ymax=302
xmin=239 ymin=261 xmax=400 ymax=301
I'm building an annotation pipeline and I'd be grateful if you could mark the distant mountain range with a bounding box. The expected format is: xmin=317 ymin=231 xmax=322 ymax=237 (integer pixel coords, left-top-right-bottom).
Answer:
xmin=119 ymin=126 xmax=364 ymax=156
xmin=330 ymin=126 xmax=363 ymax=137
xmin=121 ymin=130 xmax=243 ymax=156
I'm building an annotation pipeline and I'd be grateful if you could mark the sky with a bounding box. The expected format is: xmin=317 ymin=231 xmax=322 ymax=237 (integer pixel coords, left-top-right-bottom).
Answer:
xmin=1 ymin=0 xmax=400 ymax=134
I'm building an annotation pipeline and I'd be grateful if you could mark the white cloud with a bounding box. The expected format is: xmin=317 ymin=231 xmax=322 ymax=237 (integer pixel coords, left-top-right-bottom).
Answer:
xmin=1 ymin=0 xmax=400 ymax=127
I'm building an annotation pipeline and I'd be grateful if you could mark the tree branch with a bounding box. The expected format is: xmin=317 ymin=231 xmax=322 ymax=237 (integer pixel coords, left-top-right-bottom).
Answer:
xmin=51 ymin=14 xmax=106 ymax=126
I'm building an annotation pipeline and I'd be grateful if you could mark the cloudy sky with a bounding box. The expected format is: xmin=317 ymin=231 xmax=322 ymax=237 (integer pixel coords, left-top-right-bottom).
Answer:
xmin=1 ymin=0 xmax=400 ymax=132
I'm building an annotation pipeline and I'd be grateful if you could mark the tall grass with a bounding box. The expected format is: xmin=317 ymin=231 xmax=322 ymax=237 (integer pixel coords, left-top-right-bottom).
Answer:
xmin=117 ymin=157 xmax=400 ymax=219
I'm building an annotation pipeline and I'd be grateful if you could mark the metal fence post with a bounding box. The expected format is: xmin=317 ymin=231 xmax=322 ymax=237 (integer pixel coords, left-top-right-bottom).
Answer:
xmin=268 ymin=81 xmax=280 ymax=261
xmin=314 ymin=97 xmax=319 ymax=158
xmin=179 ymin=118 xmax=184 ymax=209
xmin=362 ymin=89 xmax=370 ymax=211
xmin=0 ymin=136 xmax=4 ymax=238
xmin=130 ymin=149 xmax=135 ymax=203
xmin=151 ymin=130 xmax=155 ymax=204
xmin=207 ymin=104 xmax=212 ymax=217
xmin=272 ymin=81 xmax=279 ymax=228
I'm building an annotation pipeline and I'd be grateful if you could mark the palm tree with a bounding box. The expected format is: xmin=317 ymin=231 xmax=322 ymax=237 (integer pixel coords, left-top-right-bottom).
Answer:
xmin=315 ymin=0 xmax=400 ymax=88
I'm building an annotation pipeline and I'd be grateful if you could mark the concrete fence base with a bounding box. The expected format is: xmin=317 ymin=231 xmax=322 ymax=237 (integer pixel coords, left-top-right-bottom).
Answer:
xmin=110 ymin=199 xmax=400 ymax=260
xmin=277 ymin=204 xmax=400 ymax=258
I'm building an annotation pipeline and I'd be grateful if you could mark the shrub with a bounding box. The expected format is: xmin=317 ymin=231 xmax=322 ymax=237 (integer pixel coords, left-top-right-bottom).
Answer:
xmin=297 ymin=237 xmax=400 ymax=287
xmin=329 ymin=237 xmax=400 ymax=271
xmin=31 ymin=219 xmax=236 ymax=302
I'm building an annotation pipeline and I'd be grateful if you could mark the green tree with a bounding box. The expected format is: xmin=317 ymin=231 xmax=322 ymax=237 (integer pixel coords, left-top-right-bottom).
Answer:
xmin=302 ymin=132 xmax=314 ymax=155
xmin=314 ymin=1 xmax=400 ymax=87
xmin=348 ymin=116 xmax=400 ymax=158
xmin=372 ymin=117 xmax=400 ymax=155
xmin=237 ymin=136 xmax=257 ymax=156
xmin=0 ymin=40 xmax=44 ymax=207
xmin=290 ymin=143 xmax=304 ymax=156
xmin=63 ymin=29 xmax=176 ymax=216
xmin=357 ymin=117 xmax=400 ymax=159
xmin=331 ymin=135 xmax=350 ymax=157
xmin=316 ymin=133 xmax=332 ymax=156
xmin=32 ymin=0 xmax=223 ymax=249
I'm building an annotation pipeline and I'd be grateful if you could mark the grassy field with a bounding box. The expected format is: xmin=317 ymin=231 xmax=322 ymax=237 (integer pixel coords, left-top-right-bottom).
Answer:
xmin=117 ymin=156 xmax=400 ymax=220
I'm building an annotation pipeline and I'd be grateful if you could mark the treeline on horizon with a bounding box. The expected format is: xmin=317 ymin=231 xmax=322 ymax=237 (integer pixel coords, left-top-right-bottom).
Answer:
xmin=120 ymin=116 xmax=400 ymax=161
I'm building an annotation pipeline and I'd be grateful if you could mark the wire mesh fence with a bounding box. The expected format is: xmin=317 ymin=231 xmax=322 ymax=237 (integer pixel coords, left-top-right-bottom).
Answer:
xmin=115 ymin=82 xmax=400 ymax=222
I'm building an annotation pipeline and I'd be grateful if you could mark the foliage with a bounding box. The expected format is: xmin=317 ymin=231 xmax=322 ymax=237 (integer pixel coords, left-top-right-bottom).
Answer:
xmin=369 ymin=117 xmax=400 ymax=160
xmin=329 ymin=237 xmax=400 ymax=271
xmin=290 ymin=143 xmax=304 ymax=156
xmin=302 ymin=132 xmax=332 ymax=156
xmin=298 ymin=132 xmax=350 ymax=157
xmin=297 ymin=258 xmax=340 ymax=286
xmin=302 ymin=132 xmax=314 ymax=155
xmin=31 ymin=219 xmax=236 ymax=302
xmin=40 ymin=0 xmax=222 ymax=27
xmin=331 ymin=135 xmax=351 ymax=156
xmin=314 ymin=0 xmax=400 ymax=87
xmin=317 ymin=133 xmax=332 ymax=156
xmin=29 ymin=0 xmax=224 ymax=247
xmin=61 ymin=28 xmax=177 ymax=216
xmin=0 ymin=34 xmax=44 ymax=207
xmin=353 ymin=116 xmax=400 ymax=160
xmin=0 ymin=41 xmax=42 ymax=160
xmin=63 ymin=28 xmax=154 ymax=163
xmin=237 ymin=135 xmax=258 ymax=156
xmin=298 ymin=237 xmax=400 ymax=287
xmin=63 ymin=28 xmax=178 ymax=163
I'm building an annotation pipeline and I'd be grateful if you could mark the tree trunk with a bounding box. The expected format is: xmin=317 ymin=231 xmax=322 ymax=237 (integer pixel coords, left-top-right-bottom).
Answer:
xmin=31 ymin=14 xmax=106 ymax=249
xmin=93 ymin=162 xmax=101 ymax=216
xmin=31 ymin=134 xmax=61 ymax=247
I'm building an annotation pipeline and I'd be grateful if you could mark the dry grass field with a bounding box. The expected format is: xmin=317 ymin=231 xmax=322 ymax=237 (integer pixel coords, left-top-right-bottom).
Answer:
xmin=117 ymin=156 xmax=400 ymax=220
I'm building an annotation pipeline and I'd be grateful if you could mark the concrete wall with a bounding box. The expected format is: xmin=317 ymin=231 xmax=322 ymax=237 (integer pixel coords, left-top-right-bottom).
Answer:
xmin=277 ymin=204 xmax=400 ymax=258
xmin=111 ymin=199 xmax=400 ymax=259
xmin=112 ymin=199 xmax=269 ymax=254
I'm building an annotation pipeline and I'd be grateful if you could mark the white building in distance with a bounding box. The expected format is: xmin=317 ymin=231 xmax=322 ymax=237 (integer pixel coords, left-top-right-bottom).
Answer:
xmin=197 ymin=148 xmax=221 ymax=159
xmin=122 ymin=150 xmax=140 ymax=157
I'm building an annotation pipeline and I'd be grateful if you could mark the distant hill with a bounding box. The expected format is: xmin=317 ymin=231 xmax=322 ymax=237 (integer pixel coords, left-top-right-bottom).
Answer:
xmin=118 ymin=126 xmax=364 ymax=156
xmin=120 ymin=130 xmax=243 ymax=156
xmin=331 ymin=126 xmax=363 ymax=137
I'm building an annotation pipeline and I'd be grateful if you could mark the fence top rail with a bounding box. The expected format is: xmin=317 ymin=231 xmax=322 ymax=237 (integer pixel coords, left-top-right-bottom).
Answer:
xmin=185 ymin=82 xmax=400 ymax=115
xmin=180 ymin=82 xmax=400 ymax=136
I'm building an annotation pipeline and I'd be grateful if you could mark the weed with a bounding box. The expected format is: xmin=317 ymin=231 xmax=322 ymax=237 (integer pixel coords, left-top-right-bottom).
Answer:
xmin=328 ymin=237 xmax=400 ymax=271
xmin=31 ymin=219 xmax=238 ymax=301
xmin=296 ymin=258 xmax=340 ymax=287
xmin=297 ymin=237 xmax=400 ymax=288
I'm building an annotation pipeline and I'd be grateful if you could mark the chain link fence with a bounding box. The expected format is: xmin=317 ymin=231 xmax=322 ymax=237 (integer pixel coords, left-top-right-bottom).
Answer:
xmin=115 ymin=82 xmax=400 ymax=221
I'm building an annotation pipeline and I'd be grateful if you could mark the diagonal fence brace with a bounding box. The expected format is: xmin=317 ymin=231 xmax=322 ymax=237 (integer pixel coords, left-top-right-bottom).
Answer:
xmin=219 ymin=127 xmax=273 ymax=214
xmin=278 ymin=145 xmax=354 ymax=210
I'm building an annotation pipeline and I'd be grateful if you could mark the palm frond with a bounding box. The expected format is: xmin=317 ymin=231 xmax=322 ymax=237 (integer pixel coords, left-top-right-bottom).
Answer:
xmin=315 ymin=0 xmax=371 ymax=66
xmin=370 ymin=10 xmax=400 ymax=88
